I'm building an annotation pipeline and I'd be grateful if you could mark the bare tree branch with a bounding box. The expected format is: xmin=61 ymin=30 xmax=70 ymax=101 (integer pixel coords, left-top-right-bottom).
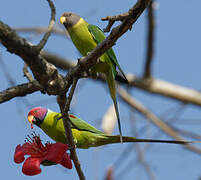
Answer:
xmin=102 ymin=0 xmax=151 ymax=32
xmin=23 ymin=63 xmax=34 ymax=82
xmin=127 ymin=75 xmax=201 ymax=106
xmin=0 ymin=81 xmax=42 ymax=103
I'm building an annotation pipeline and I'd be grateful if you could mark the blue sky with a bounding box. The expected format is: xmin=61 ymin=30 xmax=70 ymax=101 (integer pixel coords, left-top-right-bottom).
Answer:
xmin=1 ymin=0 xmax=201 ymax=179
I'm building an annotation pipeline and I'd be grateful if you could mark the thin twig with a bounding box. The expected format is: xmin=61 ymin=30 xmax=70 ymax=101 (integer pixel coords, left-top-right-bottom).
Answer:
xmin=35 ymin=0 xmax=55 ymax=52
xmin=58 ymin=78 xmax=85 ymax=180
xmin=102 ymin=0 xmax=151 ymax=32
xmin=63 ymin=78 xmax=78 ymax=112
xmin=101 ymin=9 xmax=132 ymax=32
xmin=23 ymin=63 xmax=34 ymax=82
xmin=143 ymin=0 xmax=155 ymax=78
xmin=102 ymin=13 xmax=130 ymax=23
xmin=102 ymin=20 xmax=115 ymax=33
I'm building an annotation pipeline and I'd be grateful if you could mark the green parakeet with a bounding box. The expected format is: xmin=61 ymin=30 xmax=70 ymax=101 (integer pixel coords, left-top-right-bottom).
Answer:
xmin=28 ymin=107 xmax=192 ymax=149
xmin=60 ymin=12 xmax=127 ymax=142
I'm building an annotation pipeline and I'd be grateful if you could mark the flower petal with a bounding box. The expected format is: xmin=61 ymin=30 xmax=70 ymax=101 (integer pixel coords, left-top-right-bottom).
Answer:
xmin=14 ymin=145 xmax=25 ymax=164
xmin=45 ymin=143 xmax=68 ymax=163
xmin=21 ymin=142 xmax=45 ymax=157
xmin=60 ymin=153 xmax=72 ymax=169
xmin=22 ymin=157 xmax=43 ymax=176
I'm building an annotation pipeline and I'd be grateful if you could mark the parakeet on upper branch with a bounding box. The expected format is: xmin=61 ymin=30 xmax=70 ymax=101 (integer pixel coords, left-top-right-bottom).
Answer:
xmin=60 ymin=12 xmax=128 ymax=142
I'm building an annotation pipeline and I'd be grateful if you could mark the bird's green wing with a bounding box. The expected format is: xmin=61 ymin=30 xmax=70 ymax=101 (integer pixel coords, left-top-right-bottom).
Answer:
xmin=69 ymin=114 xmax=104 ymax=134
xmin=88 ymin=24 xmax=127 ymax=81
xmin=88 ymin=24 xmax=105 ymax=44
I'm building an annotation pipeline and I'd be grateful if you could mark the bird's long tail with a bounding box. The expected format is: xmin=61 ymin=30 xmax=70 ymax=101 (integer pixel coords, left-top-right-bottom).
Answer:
xmin=113 ymin=99 xmax=123 ymax=143
xmin=96 ymin=135 xmax=197 ymax=146
xmin=106 ymin=71 xmax=123 ymax=143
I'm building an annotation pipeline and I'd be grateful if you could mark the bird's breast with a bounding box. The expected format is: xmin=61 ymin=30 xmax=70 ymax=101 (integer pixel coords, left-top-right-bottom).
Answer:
xmin=69 ymin=24 xmax=96 ymax=56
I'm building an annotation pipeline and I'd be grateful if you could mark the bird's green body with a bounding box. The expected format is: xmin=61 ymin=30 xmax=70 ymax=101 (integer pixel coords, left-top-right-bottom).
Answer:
xmin=30 ymin=109 xmax=189 ymax=149
xmin=68 ymin=18 xmax=115 ymax=74
xmin=60 ymin=13 xmax=127 ymax=141
xmin=40 ymin=109 xmax=119 ymax=149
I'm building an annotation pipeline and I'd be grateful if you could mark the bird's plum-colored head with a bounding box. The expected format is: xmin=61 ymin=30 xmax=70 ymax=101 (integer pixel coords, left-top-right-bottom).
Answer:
xmin=60 ymin=12 xmax=81 ymax=29
xmin=28 ymin=107 xmax=48 ymax=128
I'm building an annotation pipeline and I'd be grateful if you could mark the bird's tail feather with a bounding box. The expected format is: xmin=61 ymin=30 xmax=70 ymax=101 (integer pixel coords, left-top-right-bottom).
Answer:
xmin=113 ymin=99 xmax=123 ymax=143
xmin=99 ymin=135 xmax=198 ymax=145
xmin=106 ymin=71 xmax=123 ymax=143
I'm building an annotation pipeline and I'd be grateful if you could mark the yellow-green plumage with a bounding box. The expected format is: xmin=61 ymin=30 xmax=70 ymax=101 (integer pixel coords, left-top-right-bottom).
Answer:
xmin=41 ymin=110 xmax=115 ymax=149
xmin=60 ymin=13 xmax=127 ymax=142
xmin=68 ymin=18 xmax=114 ymax=73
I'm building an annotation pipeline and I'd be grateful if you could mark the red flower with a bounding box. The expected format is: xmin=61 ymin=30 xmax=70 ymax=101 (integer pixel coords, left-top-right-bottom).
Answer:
xmin=14 ymin=134 xmax=72 ymax=176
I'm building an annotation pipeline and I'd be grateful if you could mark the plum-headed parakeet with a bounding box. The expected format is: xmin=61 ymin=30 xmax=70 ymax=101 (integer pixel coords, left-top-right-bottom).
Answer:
xmin=28 ymin=107 xmax=193 ymax=149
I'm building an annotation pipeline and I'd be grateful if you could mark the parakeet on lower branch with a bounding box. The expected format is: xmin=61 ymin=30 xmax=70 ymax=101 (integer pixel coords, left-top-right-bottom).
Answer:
xmin=60 ymin=12 xmax=127 ymax=142
xmin=28 ymin=107 xmax=192 ymax=149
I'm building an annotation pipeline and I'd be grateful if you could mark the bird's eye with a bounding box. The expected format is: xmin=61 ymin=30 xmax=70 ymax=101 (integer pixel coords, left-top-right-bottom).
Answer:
xmin=68 ymin=13 xmax=72 ymax=16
